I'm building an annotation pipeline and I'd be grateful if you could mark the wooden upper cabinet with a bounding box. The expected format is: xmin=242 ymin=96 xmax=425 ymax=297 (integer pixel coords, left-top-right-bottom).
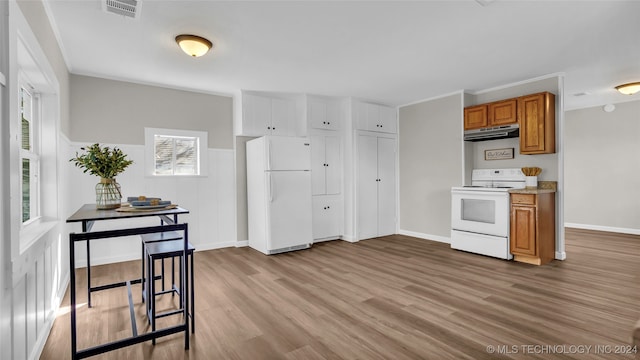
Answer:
xmin=488 ymin=99 xmax=517 ymax=126
xmin=518 ymin=92 xmax=556 ymax=154
xmin=463 ymin=105 xmax=488 ymax=130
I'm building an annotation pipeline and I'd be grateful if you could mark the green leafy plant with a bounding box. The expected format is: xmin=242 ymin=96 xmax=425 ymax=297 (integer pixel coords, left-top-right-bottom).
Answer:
xmin=70 ymin=143 xmax=133 ymax=179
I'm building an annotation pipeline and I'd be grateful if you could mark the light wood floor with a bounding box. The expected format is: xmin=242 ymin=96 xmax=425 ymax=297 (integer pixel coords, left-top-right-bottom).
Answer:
xmin=41 ymin=228 xmax=640 ymax=359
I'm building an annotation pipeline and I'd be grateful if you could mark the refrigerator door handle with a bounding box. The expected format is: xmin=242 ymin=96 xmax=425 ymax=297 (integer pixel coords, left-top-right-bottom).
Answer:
xmin=269 ymin=173 xmax=274 ymax=202
xmin=267 ymin=141 xmax=272 ymax=171
xmin=271 ymin=173 xmax=276 ymax=201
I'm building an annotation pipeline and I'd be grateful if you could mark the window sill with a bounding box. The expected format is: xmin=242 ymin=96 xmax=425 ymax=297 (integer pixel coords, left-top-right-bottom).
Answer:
xmin=20 ymin=218 xmax=59 ymax=254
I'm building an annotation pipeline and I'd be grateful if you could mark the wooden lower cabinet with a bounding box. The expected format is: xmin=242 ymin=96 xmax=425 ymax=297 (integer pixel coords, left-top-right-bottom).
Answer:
xmin=510 ymin=192 xmax=555 ymax=265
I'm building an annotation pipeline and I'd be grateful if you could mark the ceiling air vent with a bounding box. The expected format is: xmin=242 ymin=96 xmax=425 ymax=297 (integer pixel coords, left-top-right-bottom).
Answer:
xmin=102 ymin=0 xmax=141 ymax=19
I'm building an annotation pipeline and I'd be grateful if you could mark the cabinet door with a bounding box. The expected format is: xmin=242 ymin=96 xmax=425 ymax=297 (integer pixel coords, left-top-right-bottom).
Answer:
xmin=243 ymin=93 xmax=272 ymax=136
xmin=271 ymin=98 xmax=296 ymax=136
xmin=365 ymin=103 xmax=380 ymax=131
xmin=312 ymin=196 xmax=340 ymax=240
xmin=309 ymin=99 xmax=339 ymax=131
xmin=377 ymin=137 xmax=396 ymax=236
xmin=518 ymin=93 xmax=555 ymax=154
xmin=309 ymin=99 xmax=328 ymax=130
xmin=377 ymin=105 xmax=397 ymax=133
xmin=355 ymin=102 xmax=369 ymax=131
xmin=310 ymin=135 xmax=326 ymax=195
xmin=488 ymin=99 xmax=517 ymax=126
xmin=464 ymin=105 xmax=488 ymax=130
xmin=510 ymin=205 xmax=537 ymax=256
xmin=324 ymin=136 xmax=341 ymax=195
xmin=357 ymin=134 xmax=379 ymax=240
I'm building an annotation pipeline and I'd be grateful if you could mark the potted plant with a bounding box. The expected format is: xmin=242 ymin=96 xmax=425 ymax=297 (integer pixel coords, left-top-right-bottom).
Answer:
xmin=70 ymin=143 xmax=134 ymax=209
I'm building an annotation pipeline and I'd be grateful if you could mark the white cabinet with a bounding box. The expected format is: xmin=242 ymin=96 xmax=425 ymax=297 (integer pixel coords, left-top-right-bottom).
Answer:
xmin=355 ymin=102 xmax=397 ymax=134
xmin=241 ymin=93 xmax=297 ymax=136
xmin=357 ymin=134 xmax=396 ymax=240
xmin=312 ymin=196 xmax=341 ymax=240
xmin=310 ymin=135 xmax=340 ymax=196
xmin=308 ymin=97 xmax=340 ymax=131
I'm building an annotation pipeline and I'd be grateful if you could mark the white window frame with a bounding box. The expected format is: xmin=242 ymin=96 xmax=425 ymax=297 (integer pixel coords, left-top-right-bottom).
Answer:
xmin=11 ymin=0 xmax=61 ymax=257
xmin=19 ymin=79 xmax=41 ymax=226
xmin=145 ymin=127 xmax=208 ymax=177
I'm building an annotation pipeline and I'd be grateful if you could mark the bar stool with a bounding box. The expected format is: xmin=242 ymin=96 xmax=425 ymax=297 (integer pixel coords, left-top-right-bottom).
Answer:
xmin=140 ymin=231 xmax=182 ymax=303
xmin=145 ymin=239 xmax=195 ymax=340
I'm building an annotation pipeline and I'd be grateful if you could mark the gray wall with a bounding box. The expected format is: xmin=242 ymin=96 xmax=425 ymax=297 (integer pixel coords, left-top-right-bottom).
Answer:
xmin=235 ymin=136 xmax=255 ymax=242
xmin=564 ymin=100 xmax=640 ymax=231
xmin=70 ymin=74 xmax=233 ymax=148
xmin=399 ymin=93 xmax=463 ymax=239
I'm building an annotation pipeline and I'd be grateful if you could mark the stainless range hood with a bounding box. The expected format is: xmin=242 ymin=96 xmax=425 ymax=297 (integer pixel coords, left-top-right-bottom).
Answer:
xmin=464 ymin=124 xmax=519 ymax=142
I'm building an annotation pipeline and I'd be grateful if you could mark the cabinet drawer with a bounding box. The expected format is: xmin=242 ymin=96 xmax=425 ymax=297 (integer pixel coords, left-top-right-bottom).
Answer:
xmin=511 ymin=193 xmax=536 ymax=205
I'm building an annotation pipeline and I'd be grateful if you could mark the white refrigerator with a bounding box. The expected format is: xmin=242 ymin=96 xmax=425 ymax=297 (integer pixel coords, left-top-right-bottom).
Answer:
xmin=246 ymin=136 xmax=313 ymax=255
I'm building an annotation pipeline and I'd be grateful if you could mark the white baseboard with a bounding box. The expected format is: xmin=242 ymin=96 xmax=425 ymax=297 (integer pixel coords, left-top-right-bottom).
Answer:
xmin=235 ymin=240 xmax=248 ymax=247
xmin=75 ymin=241 xmax=242 ymax=267
xmin=340 ymin=235 xmax=358 ymax=243
xmin=197 ymin=241 xmax=241 ymax=251
xmin=313 ymin=236 xmax=340 ymax=243
xmin=399 ymin=229 xmax=451 ymax=244
xmin=564 ymin=223 xmax=640 ymax=236
xmin=75 ymin=253 xmax=139 ymax=268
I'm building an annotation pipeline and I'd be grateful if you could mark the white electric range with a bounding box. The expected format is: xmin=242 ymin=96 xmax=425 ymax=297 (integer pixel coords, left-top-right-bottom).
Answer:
xmin=450 ymin=168 xmax=526 ymax=259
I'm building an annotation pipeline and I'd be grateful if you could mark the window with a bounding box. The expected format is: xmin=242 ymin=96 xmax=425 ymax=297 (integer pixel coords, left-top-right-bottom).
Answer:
xmin=20 ymin=85 xmax=40 ymax=224
xmin=145 ymin=128 xmax=208 ymax=176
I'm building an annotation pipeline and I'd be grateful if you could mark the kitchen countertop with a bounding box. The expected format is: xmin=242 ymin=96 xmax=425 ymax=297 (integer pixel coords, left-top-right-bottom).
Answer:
xmin=509 ymin=180 xmax=557 ymax=194
xmin=509 ymin=188 xmax=556 ymax=194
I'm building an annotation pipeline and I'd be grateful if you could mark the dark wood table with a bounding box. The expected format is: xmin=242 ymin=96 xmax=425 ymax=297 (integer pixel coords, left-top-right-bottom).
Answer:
xmin=66 ymin=204 xmax=190 ymax=360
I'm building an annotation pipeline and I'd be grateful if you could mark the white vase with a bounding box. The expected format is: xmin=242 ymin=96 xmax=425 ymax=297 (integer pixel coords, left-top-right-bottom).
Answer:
xmin=525 ymin=176 xmax=538 ymax=189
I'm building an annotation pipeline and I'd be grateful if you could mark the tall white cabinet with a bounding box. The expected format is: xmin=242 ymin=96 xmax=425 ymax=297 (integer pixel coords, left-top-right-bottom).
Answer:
xmin=356 ymin=134 xmax=397 ymax=240
xmin=307 ymin=96 xmax=344 ymax=241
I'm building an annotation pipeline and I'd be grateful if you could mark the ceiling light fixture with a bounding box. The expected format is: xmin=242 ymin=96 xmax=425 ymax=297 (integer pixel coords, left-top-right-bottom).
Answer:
xmin=615 ymin=82 xmax=640 ymax=95
xmin=175 ymin=34 xmax=212 ymax=57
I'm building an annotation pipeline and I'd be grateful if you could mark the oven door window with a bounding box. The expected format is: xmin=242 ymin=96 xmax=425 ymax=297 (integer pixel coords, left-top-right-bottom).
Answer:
xmin=461 ymin=199 xmax=495 ymax=224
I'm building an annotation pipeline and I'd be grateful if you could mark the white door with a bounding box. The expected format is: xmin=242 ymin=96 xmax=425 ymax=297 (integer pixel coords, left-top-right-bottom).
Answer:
xmin=312 ymin=196 xmax=340 ymax=240
xmin=309 ymin=99 xmax=328 ymax=130
xmin=271 ymin=98 xmax=296 ymax=136
xmin=325 ymin=101 xmax=340 ymax=131
xmin=377 ymin=137 xmax=396 ymax=236
xmin=378 ymin=106 xmax=397 ymax=134
xmin=243 ymin=93 xmax=271 ymax=136
xmin=267 ymin=171 xmax=313 ymax=250
xmin=325 ymin=136 xmax=341 ymax=195
xmin=310 ymin=135 xmax=326 ymax=195
xmin=357 ymin=134 xmax=379 ymax=240
xmin=267 ymin=136 xmax=311 ymax=171
xmin=365 ymin=103 xmax=380 ymax=131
